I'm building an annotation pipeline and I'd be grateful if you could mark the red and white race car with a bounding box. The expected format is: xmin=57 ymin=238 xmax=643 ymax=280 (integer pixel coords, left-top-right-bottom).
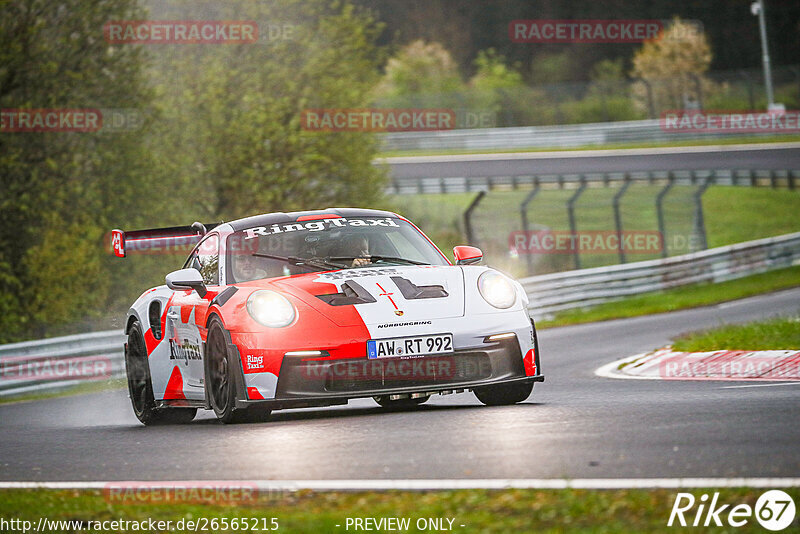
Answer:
xmin=117 ymin=208 xmax=543 ymax=424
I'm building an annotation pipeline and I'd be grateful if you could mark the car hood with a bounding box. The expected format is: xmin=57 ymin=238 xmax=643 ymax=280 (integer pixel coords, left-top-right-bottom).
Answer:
xmin=270 ymin=265 xmax=466 ymax=327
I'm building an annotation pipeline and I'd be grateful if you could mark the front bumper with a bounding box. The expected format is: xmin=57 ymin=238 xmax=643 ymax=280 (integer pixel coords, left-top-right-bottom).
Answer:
xmin=234 ymin=337 xmax=543 ymax=410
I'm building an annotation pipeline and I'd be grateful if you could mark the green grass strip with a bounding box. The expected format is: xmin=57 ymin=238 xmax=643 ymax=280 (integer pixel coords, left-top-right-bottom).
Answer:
xmin=0 ymin=488 xmax=796 ymax=533
xmin=539 ymin=265 xmax=800 ymax=329
xmin=672 ymin=315 xmax=800 ymax=352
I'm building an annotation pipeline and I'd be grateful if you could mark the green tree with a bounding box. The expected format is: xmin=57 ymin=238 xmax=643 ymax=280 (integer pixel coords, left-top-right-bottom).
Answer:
xmin=631 ymin=17 xmax=713 ymax=112
xmin=150 ymin=0 xmax=387 ymax=220
xmin=468 ymin=49 xmax=528 ymax=127
xmin=0 ymin=0 xmax=156 ymax=340
xmin=530 ymin=51 xmax=576 ymax=85
xmin=373 ymin=40 xmax=466 ymax=109
xmin=560 ymin=58 xmax=642 ymax=123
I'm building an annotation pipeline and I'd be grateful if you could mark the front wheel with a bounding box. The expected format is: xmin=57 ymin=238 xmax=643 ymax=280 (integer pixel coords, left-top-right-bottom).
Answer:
xmin=206 ymin=318 xmax=269 ymax=424
xmin=125 ymin=321 xmax=196 ymax=425
xmin=474 ymin=381 xmax=533 ymax=406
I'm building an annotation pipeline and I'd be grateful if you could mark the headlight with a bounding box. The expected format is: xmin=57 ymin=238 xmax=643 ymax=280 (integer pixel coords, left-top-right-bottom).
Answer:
xmin=478 ymin=271 xmax=516 ymax=309
xmin=247 ymin=290 xmax=296 ymax=328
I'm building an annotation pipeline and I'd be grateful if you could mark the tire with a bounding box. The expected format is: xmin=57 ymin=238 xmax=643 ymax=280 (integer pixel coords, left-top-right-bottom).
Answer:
xmin=373 ymin=395 xmax=429 ymax=410
xmin=206 ymin=317 xmax=270 ymax=424
xmin=125 ymin=321 xmax=196 ymax=425
xmin=474 ymin=381 xmax=534 ymax=406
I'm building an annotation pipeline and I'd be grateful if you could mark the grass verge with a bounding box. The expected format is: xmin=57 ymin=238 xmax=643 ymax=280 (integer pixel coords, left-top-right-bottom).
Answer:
xmin=672 ymin=316 xmax=800 ymax=352
xmin=539 ymin=265 xmax=800 ymax=329
xmin=0 ymin=378 xmax=126 ymax=406
xmin=0 ymin=488 xmax=796 ymax=533
xmin=378 ymin=135 xmax=800 ymax=158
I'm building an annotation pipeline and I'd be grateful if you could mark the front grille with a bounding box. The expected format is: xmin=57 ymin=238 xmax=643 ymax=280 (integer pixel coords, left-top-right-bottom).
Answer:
xmin=323 ymin=353 xmax=491 ymax=393
xmin=273 ymin=339 xmax=525 ymax=399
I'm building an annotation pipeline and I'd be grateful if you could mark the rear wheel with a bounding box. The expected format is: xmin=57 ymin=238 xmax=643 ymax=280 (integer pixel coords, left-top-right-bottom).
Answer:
xmin=125 ymin=321 xmax=196 ymax=425
xmin=374 ymin=395 xmax=429 ymax=410
xmin=206 ymin=318 xmax=270 ymax=424
xmin=474 ymin=381 xmax=533 ymax=406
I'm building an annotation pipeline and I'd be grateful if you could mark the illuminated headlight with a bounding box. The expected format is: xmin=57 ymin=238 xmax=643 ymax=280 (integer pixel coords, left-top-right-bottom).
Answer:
xmin=478 ymin=271 xmax=516 ymax=309
xmin=247 ymin=290 xmax=296 ymax=328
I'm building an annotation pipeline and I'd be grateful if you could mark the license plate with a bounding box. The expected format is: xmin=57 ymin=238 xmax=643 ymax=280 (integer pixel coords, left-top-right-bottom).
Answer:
xmin=367 ymin=333 xmax=453 ymax=359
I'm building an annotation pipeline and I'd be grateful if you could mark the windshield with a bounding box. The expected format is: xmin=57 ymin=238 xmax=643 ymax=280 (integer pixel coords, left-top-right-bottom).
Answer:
xmin=226 ymin=216 xmax=448 ymax=283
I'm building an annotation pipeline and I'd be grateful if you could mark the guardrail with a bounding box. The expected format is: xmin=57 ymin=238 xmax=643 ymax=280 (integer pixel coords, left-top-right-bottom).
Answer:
xmin=389 ymin=168 xmax=800 ymax=195
xmin=521 ymin=231 xmax=800 ymax=317
xmin=1 ymin=232 xmax=798 ymax=397
xmin=379 ymin=119 xmax=794 ymax=152
xmin=0 ymin=330 xmax=126 ymax=397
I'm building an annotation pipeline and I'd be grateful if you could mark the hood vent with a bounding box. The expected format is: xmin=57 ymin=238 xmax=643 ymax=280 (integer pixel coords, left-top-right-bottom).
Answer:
xmin=317 ymin=280 xmax=376 ymax=306
xmin=391 ymin=276 xmax=448 ymax=299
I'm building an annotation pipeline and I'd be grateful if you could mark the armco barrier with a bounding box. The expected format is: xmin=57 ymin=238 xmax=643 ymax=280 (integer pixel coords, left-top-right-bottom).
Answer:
xmin=1 ymin=232 xmax=798 ymax=397
xmin=521 ymin=231 xmax=800 ymax=317
xmin=0 ymin=330 xmax=126 ymax=397
xmin=379 ymin=119 xmax=795 ymax=152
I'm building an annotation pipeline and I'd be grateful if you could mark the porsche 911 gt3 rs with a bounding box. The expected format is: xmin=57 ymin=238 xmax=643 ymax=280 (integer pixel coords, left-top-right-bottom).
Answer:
xmin=116 ymin=208 xmax=543 ymax=424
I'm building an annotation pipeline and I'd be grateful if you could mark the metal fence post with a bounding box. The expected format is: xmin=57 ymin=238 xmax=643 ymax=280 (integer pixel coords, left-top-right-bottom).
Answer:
xmin=567 ymin=177 xmax=588 ymax=270
xmin=791 ymin=67 xmax=800 ymax=111
xmin=463 ymin=190 xmax=486 ymax=247
xmin=636 ymin=78 xmax=656 ymax=119
xmin=656 ymin=173 xmax=675 ymax=259
xmin=694 ymin=177 xmax=712 ymax=251
xmin=690 ymin=74 xmax=704 ymax=110
xmin=739 ymin=70 xmax=756 ymax=109
xmin=612 ymin=174 xmax=632 ymax=264
xmin=519 ymin=179 xmax=541 ymax=276
xmin=600 ymin=83 xmax=610 ymax=122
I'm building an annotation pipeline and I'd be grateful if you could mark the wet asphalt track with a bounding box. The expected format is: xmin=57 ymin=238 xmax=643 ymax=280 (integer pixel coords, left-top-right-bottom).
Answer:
xmin=1 ymin=287 xmax=799 ymax=482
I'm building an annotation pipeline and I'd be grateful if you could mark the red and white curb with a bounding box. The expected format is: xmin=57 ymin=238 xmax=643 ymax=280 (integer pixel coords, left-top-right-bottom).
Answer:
xmin=596 ymin=347 xmax=800 ymax=382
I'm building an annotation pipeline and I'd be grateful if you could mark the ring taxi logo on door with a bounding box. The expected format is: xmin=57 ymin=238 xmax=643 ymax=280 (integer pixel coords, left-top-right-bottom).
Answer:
xmin=668 ymin=490 xmax=796 ymax=530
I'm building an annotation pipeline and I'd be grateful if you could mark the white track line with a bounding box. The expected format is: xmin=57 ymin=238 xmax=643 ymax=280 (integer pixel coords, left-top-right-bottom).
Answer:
xmin=377 ymin=141 xmax=800 ymax=164
xmin=1 ymin=479 xmax=799 ymax=490
xmin=722 ymin=382 xmax=800 ymax=389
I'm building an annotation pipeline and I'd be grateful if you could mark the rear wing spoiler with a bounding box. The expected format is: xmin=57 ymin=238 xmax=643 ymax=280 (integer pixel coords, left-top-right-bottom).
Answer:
xmin=110 ymin=222 xmax=221 ymax=258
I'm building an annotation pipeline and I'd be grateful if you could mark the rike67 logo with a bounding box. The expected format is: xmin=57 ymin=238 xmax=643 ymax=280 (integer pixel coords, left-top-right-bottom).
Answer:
xmin=668 ymin=490 xmax=796 ymax=530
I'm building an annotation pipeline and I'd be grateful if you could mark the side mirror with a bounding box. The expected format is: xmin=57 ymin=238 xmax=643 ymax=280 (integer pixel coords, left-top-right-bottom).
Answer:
xmin=166 ymin=268 xmax=207 ymax=297
xmin=453 ymin=245 xmax=483 ymax=265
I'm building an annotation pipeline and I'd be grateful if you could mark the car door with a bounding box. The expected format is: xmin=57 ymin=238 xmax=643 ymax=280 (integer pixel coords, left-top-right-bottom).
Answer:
xmin=165 ymin=233 xmax=221 ymax=400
